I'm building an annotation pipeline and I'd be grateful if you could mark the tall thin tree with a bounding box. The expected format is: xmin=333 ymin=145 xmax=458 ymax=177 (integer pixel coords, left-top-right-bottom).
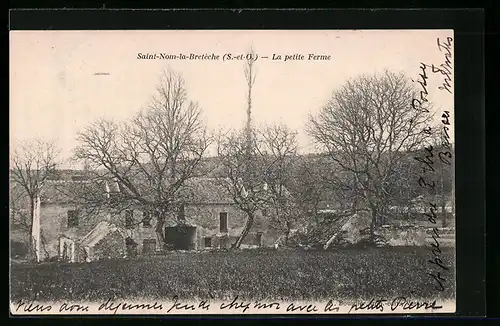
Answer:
xmin=216 ymin=48 xmax=266 ymax=249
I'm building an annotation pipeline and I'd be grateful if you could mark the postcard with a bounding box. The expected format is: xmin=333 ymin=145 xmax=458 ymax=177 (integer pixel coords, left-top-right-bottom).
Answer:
xmin=9 ymin=29 xmax=455 ymax=315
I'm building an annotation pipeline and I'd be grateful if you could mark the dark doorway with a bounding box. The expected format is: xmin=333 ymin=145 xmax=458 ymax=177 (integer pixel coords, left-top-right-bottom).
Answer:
xmin=164 ymin=225 xmax=197 ymax=250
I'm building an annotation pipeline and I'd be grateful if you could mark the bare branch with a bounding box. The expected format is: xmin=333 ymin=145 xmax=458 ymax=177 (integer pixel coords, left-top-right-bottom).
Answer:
xmin=72 ymin=68 xmax=210 ymax=247
xmin=307 ymin=70 xmax=434 ymax=228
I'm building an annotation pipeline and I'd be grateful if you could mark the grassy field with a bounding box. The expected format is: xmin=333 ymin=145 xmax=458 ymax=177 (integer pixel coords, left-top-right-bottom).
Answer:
xmin=10 ymin=247 xmax=455 ymax=302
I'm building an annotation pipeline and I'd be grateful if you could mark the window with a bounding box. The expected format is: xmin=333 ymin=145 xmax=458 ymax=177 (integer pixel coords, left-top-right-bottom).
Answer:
xmin=204 ymin=237 xmax=212 ymax=248
xmin=67 ymin=210 xmax=79 ymax=228
xmin=125 ymin=210 xmax=135 ymax=229
xmin=142 ymin=210 xmax=152 ymax=227
xmin=219 ymin=212 xmax=228 ymax=232
xmin=143 ymin=239 xmax=156 ymax=254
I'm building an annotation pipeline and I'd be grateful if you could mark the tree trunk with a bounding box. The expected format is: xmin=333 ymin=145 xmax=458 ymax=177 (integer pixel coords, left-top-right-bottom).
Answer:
xmin=379 ymin=206 xmax=386 ymax=225
xmin=370 ymin=204 xmax=377 ymax=240
xmin=29 ymin=197 xmax=34 ymax=240
xmin=232 ymin=211 xmax=254 ymax=249
xmin=313 ymin=203 xmax=320 ymax=225
xmin=28 ymin=197 xmax=38 ymax=263
xmin=155 ymin=212 xmax=166 ymax=251
xmin=284 ymin=220 xmax=292 ymax=247
xmin=284 ymin=228 xmax=290 ymax=247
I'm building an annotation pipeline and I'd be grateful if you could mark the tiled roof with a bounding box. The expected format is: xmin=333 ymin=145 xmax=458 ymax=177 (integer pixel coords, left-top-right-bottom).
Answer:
xmin=30 ymin=177 xmax=235 ymax=206
xmin=180 ymin=177 xmax=234 ymax=204
xmin=11 ymin=165 xmax=245 ymax=206
xmin=40 ymin=180 xmax=98 ymax=204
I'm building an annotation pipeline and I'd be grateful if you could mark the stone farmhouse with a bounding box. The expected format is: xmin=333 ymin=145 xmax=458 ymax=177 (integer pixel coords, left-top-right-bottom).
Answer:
xmin=10 ymin=171 xmax=280 ymax=263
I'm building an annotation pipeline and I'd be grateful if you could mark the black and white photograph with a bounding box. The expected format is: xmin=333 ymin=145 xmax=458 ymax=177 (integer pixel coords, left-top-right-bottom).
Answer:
xmin=9 ymin=30 xmax=455 ymax=315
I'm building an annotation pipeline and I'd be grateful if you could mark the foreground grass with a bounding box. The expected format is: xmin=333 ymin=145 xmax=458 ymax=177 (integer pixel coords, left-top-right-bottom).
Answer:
xmin=10 ymin=247 xmax=455 ymax=302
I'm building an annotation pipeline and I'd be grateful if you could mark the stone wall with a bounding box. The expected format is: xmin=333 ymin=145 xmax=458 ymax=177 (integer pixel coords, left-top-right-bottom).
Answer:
xmin=36 ymin=201 xmax=455 ymax=260
xmin=185 ymin=203 xmax=278 ymax=249
xmin=34 ymin=202 xmax=281 ymax=260
xmin=377 ymin=225 xmax=455 ymax=247
xmin=39 ymin=203 xmax=109 ymax=259
xmin=114 ymin=209 xmax=158 ymax=254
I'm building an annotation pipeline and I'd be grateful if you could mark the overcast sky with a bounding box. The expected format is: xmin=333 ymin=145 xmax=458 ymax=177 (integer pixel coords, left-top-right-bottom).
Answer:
xmin=10 ymin=30 xmax=454 ymax=167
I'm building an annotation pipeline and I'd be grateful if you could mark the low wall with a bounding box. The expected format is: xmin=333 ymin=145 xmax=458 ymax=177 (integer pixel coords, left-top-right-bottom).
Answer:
xmin=377 ymin=225 xmax=455 ymax=247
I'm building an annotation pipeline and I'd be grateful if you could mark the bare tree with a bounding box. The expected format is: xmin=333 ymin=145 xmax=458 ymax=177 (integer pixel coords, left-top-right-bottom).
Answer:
xmin=244 ymin=47 xmax=257 ymax=153
xmin=217 ymin=123 xmax=301 ymax=248
xmin=216 ymin=48 xmax=265 ymax=249
xmin=10 ymin=181 xmax=30 ymax=230
xmin=10 ymin=138 xmax=61 ymax=261
xmin=257 ymin=123 xmax=299 ymax=245
xmin=289 ymin=154 xmax=329 ymax=220
xmin=73 ymin=69 xmax=211 ymax=248
xmin=307 ymin=70 xmax=433 ymax=237
xmin=429 ymin=131 xmax=454 ymax=227
xmin=216 ymin=129 xmax=269 ymax=249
